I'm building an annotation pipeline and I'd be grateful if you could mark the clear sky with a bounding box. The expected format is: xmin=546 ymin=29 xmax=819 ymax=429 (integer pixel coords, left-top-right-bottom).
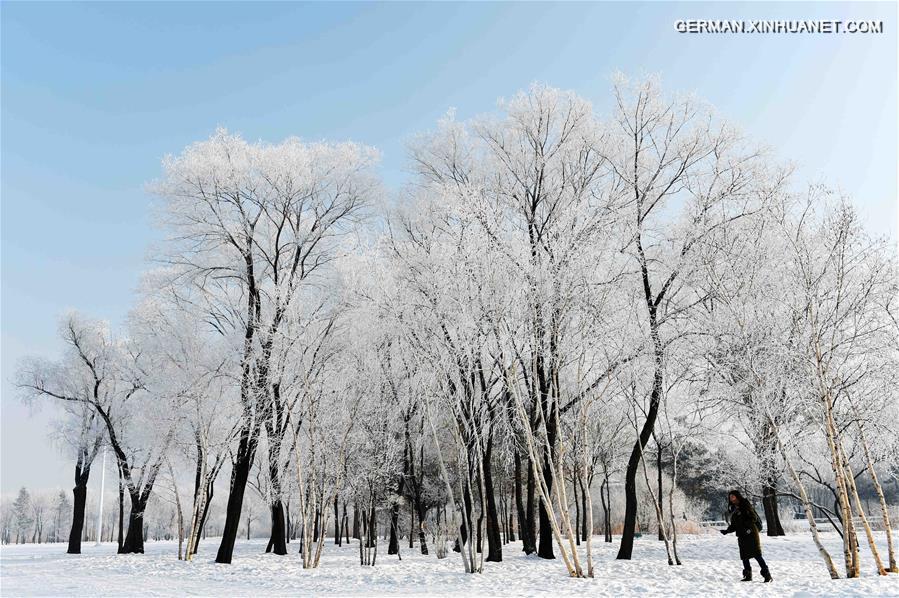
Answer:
xmin=2 ymin=1 xmax=896 ymax=494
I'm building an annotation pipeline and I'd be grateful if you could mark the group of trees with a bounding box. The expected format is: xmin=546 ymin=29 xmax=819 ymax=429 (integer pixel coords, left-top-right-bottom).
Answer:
xmin=0 ymin=482 xmax=274 ymax=548
xmin=14 ymin=78 xmax=898 ymax=580
xmin=1 ymin=487 xmax=70 ymax=545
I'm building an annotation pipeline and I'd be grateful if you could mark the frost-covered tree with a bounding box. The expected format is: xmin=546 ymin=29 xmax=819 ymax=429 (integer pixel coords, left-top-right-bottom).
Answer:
xmin=9 ymin=76 xmax=896 ymax=587
xmin=406 ymin=84 xmax=630 ymax=573
xmin=151 ymin=129 xmax=380 ymax=564
xmin=606 ymin=75 xmax=778 ymax=561
xmin=128 ymin=290 xmax=238 ymax=560
xmin=18 ymin=312 xmax=178 ymax=553
xmin=51 ymin=491 xmax=71 ymax=543
xmin=12 ymin=487 xmax=33 ymax=545
xmin=17 ymin=313 xmax=108 ymax=553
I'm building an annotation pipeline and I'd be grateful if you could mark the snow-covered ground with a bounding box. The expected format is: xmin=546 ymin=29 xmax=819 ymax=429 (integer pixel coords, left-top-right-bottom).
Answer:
xmin=1 ymin=532 xmax=897 ymax=597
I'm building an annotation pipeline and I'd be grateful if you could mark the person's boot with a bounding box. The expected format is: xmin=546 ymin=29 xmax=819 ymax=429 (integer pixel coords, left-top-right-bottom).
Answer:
xmin=761 ymin=569 xmax=772 ymax=583
xmin=741 ymin=569 xmax=752 ymax=582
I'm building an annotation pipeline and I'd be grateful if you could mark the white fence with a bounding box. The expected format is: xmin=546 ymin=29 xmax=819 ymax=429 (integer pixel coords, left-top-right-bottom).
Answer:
xmin=701 ymin=516 xmax=886 ymax=533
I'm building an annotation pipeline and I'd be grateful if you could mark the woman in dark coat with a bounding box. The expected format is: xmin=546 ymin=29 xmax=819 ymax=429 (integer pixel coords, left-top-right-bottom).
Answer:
xmin=720 ymin=490 xmax=772 ymax=582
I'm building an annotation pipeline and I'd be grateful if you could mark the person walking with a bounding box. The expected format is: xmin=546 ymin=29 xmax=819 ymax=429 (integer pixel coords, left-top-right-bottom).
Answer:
xmin=720 ymin=490 xmax=772 ymax=582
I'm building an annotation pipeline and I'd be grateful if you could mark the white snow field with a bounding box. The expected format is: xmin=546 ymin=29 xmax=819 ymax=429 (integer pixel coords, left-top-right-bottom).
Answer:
xmin=1 ymin=532 xmax=897 ymax=597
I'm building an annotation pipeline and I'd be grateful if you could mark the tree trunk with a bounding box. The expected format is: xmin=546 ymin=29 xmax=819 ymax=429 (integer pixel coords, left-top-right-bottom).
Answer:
xmin=67 ymin=473 xmax=89 ymax=555
xmin=408 ymin=503 xmax=414 ymax=550
xmin=121 ymin=496 xmax=146 ymax=554
xmin=536 ymin=457 xmax=555 ymax=558
xmin=605 ymin=474 xmax=612 ymax=542
xmin=639 ymin=439 xmax=673 ymax=565
xmin=367 ymin=499 xmax=377 ymax=551
xmin=335 ymin=495 xmax=341 ymax=546
xmin=191 ymin=485 xmax=214 ymax=555
xmin=573 ymin=476 xmax=581 ymax=546
xmin=853 ymin=409 xmax=898 ymax=572
xmin=264 ymin=421 xmax=287 ymax=556
xmin=116 ymin=472 xmax=125 ymax=553
xmin=579 ymin=475 xmax=589 ymax=543
xmin=458 ymin=480 xmax=473 ymax=551
xmin=387 ymin=500 xmax=401 ymax=554
xmin=388 ymin=441 xmax=408 ymax=555
xmin=524 ymin=453 xmax=537 ymax=554
xmin=344 ymin=501 xmax=351 ymax=545
xmin=313 ymin=507 xmax=320 ymax=543
xmin=657 ymin=439 xmax=664 ymax=541
xmin=536 ymin=396 xmax=557 ymax=560
xmin=482 ymin=441 xmax=502 ymax=562
xmin=762 ymin=482 xmax=785 ymax=536
xmin=285 ymin=503 xmax=291 ymax=545
xmin=476 ymin=511 xmax=483 ymax=554
xmin=776 ymin=430 xmax=840 ymax=578
xmin=267 ymin=500 xmax=287 ymax=555
xmin=416 ymin=500 xmax=429 ymax=555
xmin=617 ymin=350 xmax=663 ymax=560
xmin=215 ymin=432 xmax=256 ymax=564
xmin=514 ymin=449 xmax=533 ymax=553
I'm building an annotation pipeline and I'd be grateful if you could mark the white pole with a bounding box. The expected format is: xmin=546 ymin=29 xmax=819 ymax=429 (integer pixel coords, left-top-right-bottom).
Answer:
xmin=95 ymin=448 xmax=106 ymax=546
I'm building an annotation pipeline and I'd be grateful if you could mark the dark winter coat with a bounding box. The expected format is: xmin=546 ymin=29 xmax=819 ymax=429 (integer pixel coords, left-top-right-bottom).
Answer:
xmin=723 ymin=501 xmax=762 ymax=560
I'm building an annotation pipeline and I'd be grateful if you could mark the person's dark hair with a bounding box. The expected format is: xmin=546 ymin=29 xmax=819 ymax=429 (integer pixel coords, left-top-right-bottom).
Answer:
xmin=727 ymin=489 xmax=749 ymax=510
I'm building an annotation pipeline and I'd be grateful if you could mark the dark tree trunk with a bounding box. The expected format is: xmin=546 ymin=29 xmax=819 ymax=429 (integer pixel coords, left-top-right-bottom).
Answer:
xmin=500 ymin=488 xmax=508 ymax=544
xmin=657 ymin=438 xmax=664 ymax=541
xmin=121 ymin=496 xmax=147 ymax=554
xmin=285 ymin=502 xmax=291 ymax=545
xmin=408 ymin=437 xmax=428 ymax=555
xmin=67 ymin=469 xmax=89 ymax=555
xmin=335 ymin=495 xmax=341 ymax=545
xmin=477 ymin=512 xmax=484 ymax=553
xmin=387 ymin=501 xmax=401 ymax=554
xmin=599 ymin=477 xmax=609 ymax=542
xmin=474 ymin=445 xmax=483 ymax=554
xmin=459 ymin=481 xmax=473 ymax=550
xmin=759 ymin=421 xmax=785 ymax=537
xmin=513 ymin=450 xmax=527 ymax=550
xmin=579 ymin=475 xmax=589 ymax=542
xmin=604 ymin=472 xmax=612 ymax=542
xmin=367 ymin=499 xmax=377 ymax=549
xmin=617 ymin=345 xmax=663 ymax=560
xmin=116 ymin=472 xmax=124 ymax=553
xmin=215 ymin=431 xmax=257 ymax=564
xmin=417 ymin=502 xmax=429 ymax=555
xmin=352 ymin=502 xmax=360 ymax=540
xmin=573 ymin=477 xmax=581 ymax=546
xmin=344 ymin=501 xmax=351 ymax=545
xmin=388 ymin=440 xmax=408 ymax=555
xmin=263 ymin=416 xmax=287 ymax=555
xmin=313 ymin=506 xmax=320 ymax=542
xmin=617 ymin=229 xmax=672 ymax=559
xmin=762 ymin=482 xmax=785 ymax=536
xmin=408 ymin=503 xmax=415 ymax=549
xmin=537 ymin=464 xmax=554 ymax=558
xmin=482 ymin=440 xmax=502 ymax=562
xmin=524 ymin=452 xmax=537 ymax=554
xmin=536 ymin=404 xmax=558 ymax=559
xmin=508 ymin=487 xmax=516 ymax=542
xmin=266 ymin=500 xmax=287 ymax=555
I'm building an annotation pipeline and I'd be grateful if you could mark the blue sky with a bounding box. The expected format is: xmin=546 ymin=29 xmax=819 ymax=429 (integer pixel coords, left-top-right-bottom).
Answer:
xmin=2 ymin=1 xmax=896 ymax=493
